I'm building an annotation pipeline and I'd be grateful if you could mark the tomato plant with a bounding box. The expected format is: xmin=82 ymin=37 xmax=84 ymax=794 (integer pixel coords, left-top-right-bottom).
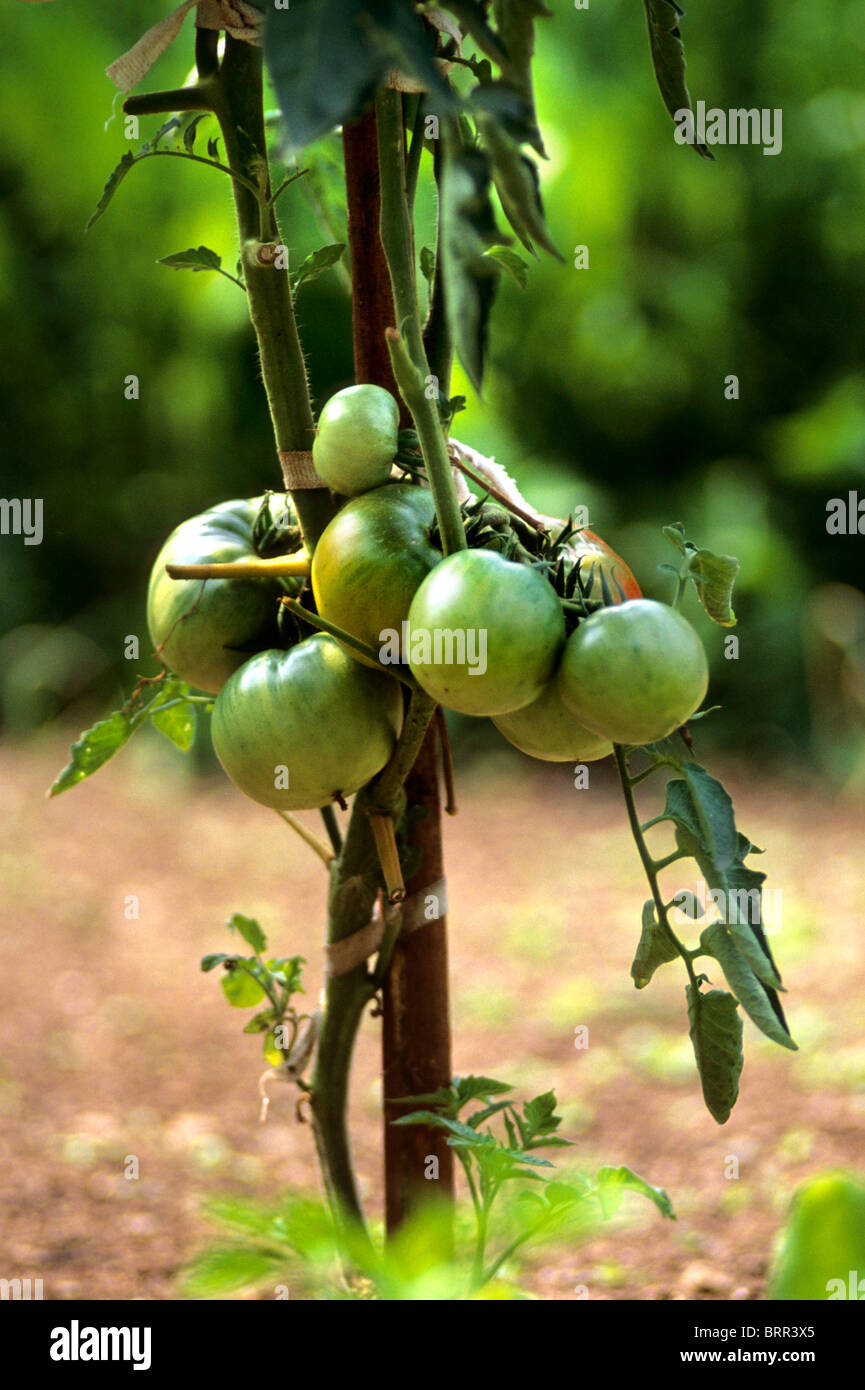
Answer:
xmin=312 ymin=384 xmax=400 ymax=496
xmin=311 ymin=482 xmax=440 ymax=662
xmin=407 ymin=549 xmax=565 ymax=716
xmin=146 ymin=496 xmax=303 ymax=695
xmin=211 ymin=634 xmax=403 ymax=811
xmin=558 ymin=598 xmax=709 ymax=745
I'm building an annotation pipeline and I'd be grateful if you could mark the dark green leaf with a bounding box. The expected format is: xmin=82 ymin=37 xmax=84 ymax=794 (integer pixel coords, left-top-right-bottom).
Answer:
xmin=48 ymin=711 xmax=134 ymax=795
xmin=475 ymin=108 xmax=560 ymax=259
xmin=207 ymin=135 xmax=220 ymax=160
xmin=700 ymin=922 xmax=796 ymax=1051
xmin=243 ymin=1009 xmax=277 ymax=1035
xmin=631 ymin=898 xmax=680 ymax=988
xmin=441 ymin=1 xmax=509 ymax=67
xmin=491 ymin=0 xmax=552 ymax=155
xmin=264 ymin=0 xmax=455 ymax=153
xmin=439 ymin=146 xmax=502 ymax=391
xmin=227 ymin=913 xmax=268 ymax=954
xmin=596 ymin=1165 xmax=676 ymax=1221
xmin=666 ymin=763 xmax=739 ymax=877
xmin=483 ymin=243 xmax=528 ymax=286
xmin=686 ymin=984 xmax=744 ymax=1124
xmin=86 ymin=151 xmax=136 ymax=231
xmin=158 ymin=246 xmax=223 ymax=274
xmin=419 ymin=244 xmax=436 ymax=290
xmin=290 ymin=242 xmax=346 ymax=293
xmin=641 ymin=0 xmax=712 ymax=159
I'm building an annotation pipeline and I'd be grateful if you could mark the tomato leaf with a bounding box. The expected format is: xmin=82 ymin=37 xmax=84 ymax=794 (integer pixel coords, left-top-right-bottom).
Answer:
xmin=491 ymin=0 xmax=552 ymax=157
xmin=151 ymin=697 xmax=197 ymax=751
xmin=474 ymin=101 xmax=560 ymax=259
xmin=419 ymin=244 xmax=436 ymax=290
xmin=48 ymin=711 xmax=135 ymax=796
xmin=700 ymin=922 xmax=796 ymax=1051
xmin=264 ymin=0 xmax=455 ymax=153
xmin=631 ymin=898 xmax=680 ymax=988
xmin=595 ymin=1165 xmax=676 ymax=1221
xmin=157 ymin=245 xmax=223 ymax=274
xmin=440 ymin=146 xmax=503 ymax=391
xmin=290 ymin=242 xmax=346 ymax=294
xmin=686 ymin=984 xmax=743 ymax=1124
xmin=221 ymin=964 xmax=269 ymax=1009
xmin=227 ymin=913 xmax=269 ymax=954
xmin=688 ymin=548 xmax=739 ymax=627
xmin=483 ymin=243 xmax=528 ymax=287
xmin=641 ymin=0 xmax=712 ymax=160
xmin=86 ymin=150 xmax=135 ymax=231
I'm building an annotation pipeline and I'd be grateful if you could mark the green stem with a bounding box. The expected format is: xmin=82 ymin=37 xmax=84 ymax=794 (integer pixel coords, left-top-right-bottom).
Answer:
xmin=613 ymin=745 xmax=699 ymax=985
xmin=375 ymin=87 xmax=466 ymax=556
xmin=320 ymin=805 xmax=343 ymax=857
xmin=209 ymin=38 xmax=334 ymax=551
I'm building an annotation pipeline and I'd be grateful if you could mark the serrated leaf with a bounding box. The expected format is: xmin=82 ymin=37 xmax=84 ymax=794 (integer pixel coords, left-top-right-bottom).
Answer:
xmin=662 ymin=521 xmax=688 ymax=555
xmin=666 ymin=764 xmax=738 ymax=876
xmin=48 ymin=711 xmax=134 ymax=796
xmin=439 ymin=1 xmax=509 ymax=67
xmin=492 ymin=0 xmax=553 ymax=156
xmin=596 ymin=1165 xmax=676 ymax=1221
xmin=700 ymin=922 xmax=796 ymax=1051
xmin=483 ymin=243 xmax=528 ymax=287
xmin=158 ymin=245 xmax=223 ymax=274
xmin=641 ymin=0 xmax=712 ymax=160
xmin=86 ymin=150 xmax=135 ymax=231
xmin=227 ymin=913 xmax=268 ymax=954
xmin=687 ymin=985 xmax=743 ymax=1124
xmin=440 ymin=146 xmax=502 ymax=391
xmin=475 ymin=106 xmax=560 ymax=258
xmin=631 ymin=898 xmax=680 ymax=988
xmin=207 ymin=135 xmax=220 ymax=160
xmin=688 ymin=547 xmax=739 ymax=627
xmin=151 ymin=697 xmax=196 ymax=751
xmin=290 ymin=242 xmax=346 ymax=293
xmin=264 ymin=0 xmax=455 ymax=153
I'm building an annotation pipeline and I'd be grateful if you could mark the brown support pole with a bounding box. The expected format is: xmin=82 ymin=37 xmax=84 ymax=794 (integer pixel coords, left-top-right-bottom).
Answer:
xmin=342 ymin=106 xmax=455 ymax=1234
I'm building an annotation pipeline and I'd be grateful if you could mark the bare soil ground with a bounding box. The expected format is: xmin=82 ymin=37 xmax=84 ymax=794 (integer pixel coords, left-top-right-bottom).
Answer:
xmin=1 ymin=732 xmax=863 ymax=1301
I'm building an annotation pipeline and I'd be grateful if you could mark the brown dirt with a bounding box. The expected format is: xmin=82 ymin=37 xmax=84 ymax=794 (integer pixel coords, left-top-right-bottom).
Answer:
xmin=1 ymin=732 xmax=863 ymax=1301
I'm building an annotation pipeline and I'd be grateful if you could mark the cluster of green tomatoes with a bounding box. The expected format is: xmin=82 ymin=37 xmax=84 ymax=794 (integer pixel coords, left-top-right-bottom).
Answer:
xmin=147 ymin=385 xmax=709 ymax=811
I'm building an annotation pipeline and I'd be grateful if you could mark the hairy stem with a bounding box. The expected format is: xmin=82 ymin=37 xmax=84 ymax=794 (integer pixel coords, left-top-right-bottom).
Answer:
xmin=375 ymin=88 xmax=466 ymax=556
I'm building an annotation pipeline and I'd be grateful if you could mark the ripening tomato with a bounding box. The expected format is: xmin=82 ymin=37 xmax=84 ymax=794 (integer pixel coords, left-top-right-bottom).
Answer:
xmin=312 ymin=384 xmax=400 ymax=495
xmin=563 ymin=528 xmax=642 ymax=604
xmin=558 ymin=598 xmax=709 ymax=745
xmin=407 ymin=549 xmax=565 ymax=716
xmin=311 ymin=483 xmax=441 ymax=665
xmin=210 ymin=634 xmax=404 ymax=811
xmin=493 ymin=680 xmax=612 ymax=762
xmin=147 ymin=496 xmax=303 ymax=695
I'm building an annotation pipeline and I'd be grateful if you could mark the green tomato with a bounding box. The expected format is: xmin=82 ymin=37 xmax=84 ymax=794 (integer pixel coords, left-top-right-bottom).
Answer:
xmin=311 ymin=483 xmax=440 ymax=666
xmin=147 ymin=496 xmax=302 ymax=695
xmin=407 ymin=549 xmax=565 ymax=716
xmin=312 ymin=384 xmax=400 ymax=495
xmin=493 ymin=680 xmax=612 ymax=762
xmin=557 ymin=598 xmax=709 ymax=745
xmin=210 ymin=634 xmax=403 ymax=811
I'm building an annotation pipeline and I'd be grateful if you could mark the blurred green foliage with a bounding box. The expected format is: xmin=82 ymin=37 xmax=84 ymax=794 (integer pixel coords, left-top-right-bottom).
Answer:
xmin=1 ymin=0 xmax=863 ymax=778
